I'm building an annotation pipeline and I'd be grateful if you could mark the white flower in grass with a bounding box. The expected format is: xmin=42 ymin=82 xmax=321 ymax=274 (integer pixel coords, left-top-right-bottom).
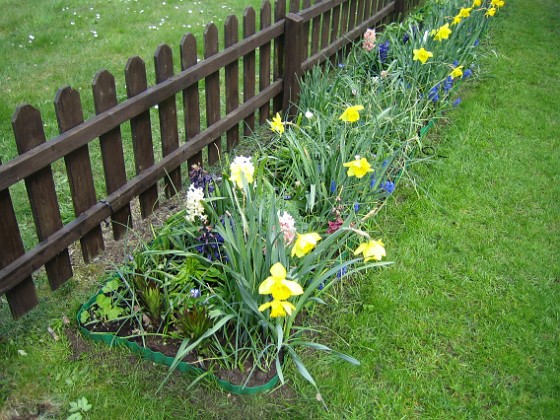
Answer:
xmin=185 ymin=184 xmax=207 ymax=223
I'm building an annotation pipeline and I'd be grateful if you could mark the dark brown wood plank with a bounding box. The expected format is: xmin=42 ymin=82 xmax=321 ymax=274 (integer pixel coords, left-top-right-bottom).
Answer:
xmin=54 ymin=87 xmax=104 ymax=263
xmin=155 ymin=44 xmax=181 ymax=197
xmin=224 ymin=16 xmax=240 ymax=152
xmin=0 ymin=81 xmax=283 ymax=297
xmin=0 ymin=163 xmax=38 ymax=319
xmin=356 ymin=0 xmax=366 ymax=25
xmin=0 ymin=22 xmax=284 ymax=193
xmin=273 ymin=0 xmax=286 ymax=114
xmin=330 ymin=3 xmax=342 ymax=65
xmin=204 ymin=24 xmax=221 ymax=166
xmin=338 ymin=0 xmax=350 ymax=63
xmin=346 ymin=0 xmax=358 ymax=54
xmin=282 ymin=13 xmax=307 ymax=117
xmin=12 ymin=105 xmax=73 ymax=290
xmin=363 ymin=0 xmax=372 ymax=23
xmin=290 ymin=0 xmax=300 ymax=13
xmin=303 ymin=2 xmax=396 ymax=71
xmin=310 ymin=0 xmax=322 ymax=56
xmin=125 ymin=56 xmax=159 ymax=218
xmin=259 ymin=0 xmax=272 ymax=125
xmin=321 ymin=5 xmax=332 ymax=52
xmin=243 ymin=7 xmax=256 ymax=136
xmin=302 ymin=0 xmax=312 ymax=61
xmin=180 ymin=33 xmax=203 ymax=169
xmin=92 ymin=70 xmax=132 ymax=240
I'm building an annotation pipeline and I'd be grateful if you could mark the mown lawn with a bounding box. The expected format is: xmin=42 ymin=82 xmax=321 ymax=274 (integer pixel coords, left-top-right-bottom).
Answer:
xmin=1 ymin=0 xmax=559 ymax=418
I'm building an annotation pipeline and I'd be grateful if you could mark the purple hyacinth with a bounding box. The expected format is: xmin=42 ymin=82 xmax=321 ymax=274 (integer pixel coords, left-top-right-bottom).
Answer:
xmin=453 ymin=98 xmax=462 ymax=107
xmin=428 ymin=84 xmax=440 ymax=102
xmin=443 ymin=76 xmax=454 ymax=93
xmin=463 ymin=68 xmax=473 ymax=79
xmin=381 ymin=180 xmax=395 ymax=194
xmin=330 ymin=180 xmax=337 ymax=194
xmin=354 ymin=202 xmax=360 ymax=212
xmin=369 ymin=175 xmax=377 ymax=189
xmin=337 ymin=266 xmax=348 ymax=279
xmin=378 ymin=41 xmax=390 ymax=63
xmin=195 ymin=225 xmax=225 ymax=261
xmin=189 ymin=164 xmax=215 ymax=193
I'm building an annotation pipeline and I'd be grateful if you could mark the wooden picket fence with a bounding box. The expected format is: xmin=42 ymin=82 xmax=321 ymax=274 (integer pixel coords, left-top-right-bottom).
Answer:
xmin=0 ymin=0 xmax=418 ymax=319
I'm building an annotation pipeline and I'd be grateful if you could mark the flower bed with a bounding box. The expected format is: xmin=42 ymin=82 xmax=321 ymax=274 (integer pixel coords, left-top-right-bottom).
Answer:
xmin=78 ymin=0 xmax=506 ymax=404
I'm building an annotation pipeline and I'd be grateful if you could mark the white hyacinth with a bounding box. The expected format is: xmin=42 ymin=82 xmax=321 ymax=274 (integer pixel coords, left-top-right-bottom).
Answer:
xmin=185 ymin=184 xmax=207 ymax=223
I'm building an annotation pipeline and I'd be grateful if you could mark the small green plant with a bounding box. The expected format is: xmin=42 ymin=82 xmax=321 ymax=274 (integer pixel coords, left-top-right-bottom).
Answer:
xmin=67 ymin=396 xmax=92 ymax=420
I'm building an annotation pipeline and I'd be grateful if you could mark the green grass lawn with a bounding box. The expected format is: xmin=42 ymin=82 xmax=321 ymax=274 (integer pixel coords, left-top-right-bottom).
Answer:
xmin=0 ymin=0 xmax=265 ymax=250
xmin=0 ymin=0 xmax=263 ymax=162
xmin=1 ymin=0 xmax=559 ymax=418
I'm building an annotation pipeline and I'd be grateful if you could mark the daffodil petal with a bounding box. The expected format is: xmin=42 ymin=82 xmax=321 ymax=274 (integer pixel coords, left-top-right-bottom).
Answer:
xmin=269 ymin=262 xmax=286 ymax=280
xmin=283 ymin=279 xmax=303 ymax=296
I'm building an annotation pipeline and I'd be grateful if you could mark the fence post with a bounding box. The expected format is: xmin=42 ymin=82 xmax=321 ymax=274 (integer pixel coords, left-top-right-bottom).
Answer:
xmin=394 ymin=0 xmax=406 ymax=18
xmin=282 ymin=13 xmax=306 ymax=118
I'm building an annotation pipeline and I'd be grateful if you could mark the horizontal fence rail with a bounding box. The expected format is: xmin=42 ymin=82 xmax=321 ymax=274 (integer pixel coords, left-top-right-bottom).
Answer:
xmin=0 ymin=0 xmax=418 ymax=319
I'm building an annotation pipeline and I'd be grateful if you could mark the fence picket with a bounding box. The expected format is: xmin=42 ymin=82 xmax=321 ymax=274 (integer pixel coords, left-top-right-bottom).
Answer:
xmin=155 ymin=44 xmax=182 ymax=197
xmin=310 ymin=0 xmax=321 ymax=56
xmin=273 ymin=0 xmax=286 ymax=114
xmin=320 ymin=2 xmax=332 ymax=53
xmin=54 ymin=87 xmax=104 ymax=263
xmin=363 ymin=0 xmax=372 ymax=26
xmin=204 ymin=24 xmax=222 ymax=166
xmin=125 ymin=56 xmax=159 ymax=218
xmin=180 ymin=34 xmax=203 ymax=169
xmin=290 ymin=0 xmax=300 ymax=13
xmin=12 ymin=105 xmax=73 ymax=289
xmin=259 ymin=1 xmax=272 ymax=125
xmin=225 ymin=16 xmax=240 ymax=152
xmin=243 ymin=8 xmax=256 ymax=136
xmin=92 ymin=70 xmax=133 ymax=240
xmin=0 ymin=169 xmax=38 ymax=319
xmin=330 ymin=2 xmax=342 ymax=66
xmin=283 ymin=13 xmax=307 ymax=116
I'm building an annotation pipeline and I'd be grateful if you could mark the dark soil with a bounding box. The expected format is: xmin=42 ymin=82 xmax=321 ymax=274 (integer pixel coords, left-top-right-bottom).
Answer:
xmin=82 ymin=319 xmax=278 ymax=388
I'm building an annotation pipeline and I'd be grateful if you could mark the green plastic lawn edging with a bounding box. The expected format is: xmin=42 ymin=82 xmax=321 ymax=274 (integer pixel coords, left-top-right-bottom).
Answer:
xmin=76 ymin=287 xmax=279 ymax=395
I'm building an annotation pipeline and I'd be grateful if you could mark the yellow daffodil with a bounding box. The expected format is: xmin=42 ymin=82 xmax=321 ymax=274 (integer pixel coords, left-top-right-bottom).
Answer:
xmin=229 ymin=156 xmax=254 ymax=189
xmin=491 ymin=0 xmax=505 ymax=7
xmin=473 ymin=0 xmax=482 ymax=7
xmin=354 ymin=239 xmax=386 ymax=262
xmin=485 ymin=7 xmax=496 ymax=17
xmin=268 ymin=112 xmax=285 ymax=134
xmin=343 ymin=156 xmax=374 ymax=179
xmin=433 ymin=23 xmax=452 ymax=41
xmin=458 ymin=7 xmax=472 ymax=18
xmin=291 ymin=232 xmax=321 ymax=258
xmin=452 ymin=15 xmax=462 ymax=25
xmin=450 ymin=65 xmax=464 ymax=79
xmin=258 ymin=299 xmax=296 ymax=318
xmin=258 ymin=262 xmax=303 ymax=301
xmin=413 ymin=48 xmax=433 ymax=64
xmin=339 ymin=105 xmax=364 ymax=123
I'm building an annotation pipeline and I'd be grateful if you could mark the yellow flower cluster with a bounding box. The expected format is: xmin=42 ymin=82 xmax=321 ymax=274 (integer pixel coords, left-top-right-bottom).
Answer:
xmin=413 ymin=47 xmax=433 ymax=64
xmin=339 ymin=105 xmax=364 ymax=123
xmin=258 ymin=262 xmax=303 ymax=318
xmin=343 ymin=156 xmax=374 ymax=179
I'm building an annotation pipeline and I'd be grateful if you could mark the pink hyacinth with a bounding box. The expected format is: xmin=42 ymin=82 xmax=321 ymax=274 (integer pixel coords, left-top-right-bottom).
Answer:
xmin=363 ymin=28 xmax=377 ymax=51
xmin=278 ymin=211 xmax=296 ymax=245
